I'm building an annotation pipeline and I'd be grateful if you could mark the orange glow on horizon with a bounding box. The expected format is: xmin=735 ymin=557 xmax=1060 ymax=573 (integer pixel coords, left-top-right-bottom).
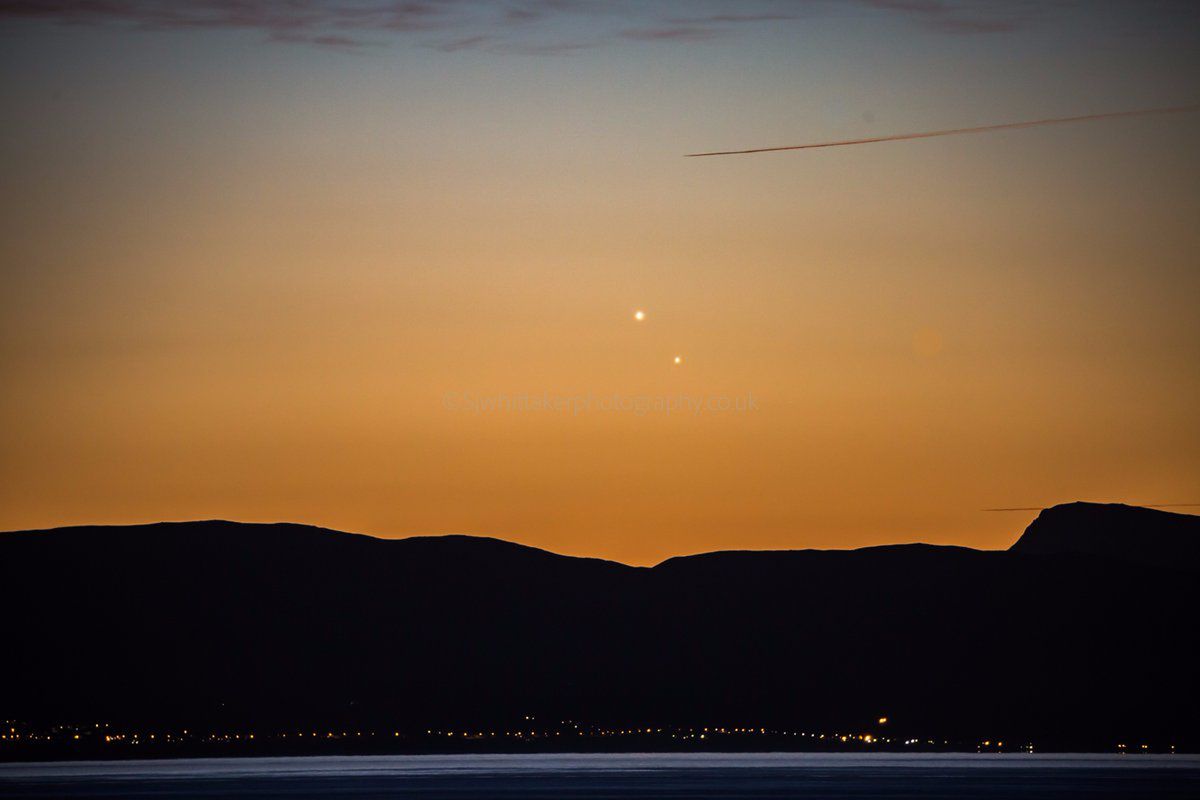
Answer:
xmin=0 ymin=6 xmax=1197 ymax=567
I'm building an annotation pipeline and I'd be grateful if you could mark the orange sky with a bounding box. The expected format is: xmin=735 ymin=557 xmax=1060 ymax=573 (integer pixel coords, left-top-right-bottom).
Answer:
xmin=1 ymin=2 xmax=1198 ymax=564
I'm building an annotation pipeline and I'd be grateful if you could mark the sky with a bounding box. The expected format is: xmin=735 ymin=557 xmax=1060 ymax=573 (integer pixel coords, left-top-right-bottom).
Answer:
xmin=1 ymin=1 xmax=1198 ymax=565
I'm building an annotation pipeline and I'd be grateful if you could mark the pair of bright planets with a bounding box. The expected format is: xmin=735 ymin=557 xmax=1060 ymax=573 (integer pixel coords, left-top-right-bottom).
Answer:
xmin=632 ymin=309 xmax=683 ymax=365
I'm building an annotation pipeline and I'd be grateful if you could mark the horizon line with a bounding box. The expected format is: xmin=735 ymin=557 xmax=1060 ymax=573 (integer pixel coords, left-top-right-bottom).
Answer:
xmin=4 ymin=500 xmax=1197 ymax=566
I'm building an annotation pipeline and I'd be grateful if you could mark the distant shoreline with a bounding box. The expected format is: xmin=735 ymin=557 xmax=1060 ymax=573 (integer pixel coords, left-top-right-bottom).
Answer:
xmin=3 ymin=742 xmax=1192 ymax=764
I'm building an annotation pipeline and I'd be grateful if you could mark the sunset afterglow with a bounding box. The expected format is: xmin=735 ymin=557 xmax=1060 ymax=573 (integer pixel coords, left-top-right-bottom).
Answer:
xmin=1 ymin=1 xmax=1197 ymax=565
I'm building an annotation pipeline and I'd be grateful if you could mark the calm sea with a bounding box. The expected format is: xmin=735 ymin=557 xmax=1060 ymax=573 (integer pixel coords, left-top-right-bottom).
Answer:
xmin=2 ymin=752 xmax=1198 ymax=798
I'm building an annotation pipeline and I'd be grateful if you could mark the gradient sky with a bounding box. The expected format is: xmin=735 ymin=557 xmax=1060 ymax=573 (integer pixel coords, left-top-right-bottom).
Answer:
xmin=1 ymin=1 xmax=1198 ymax=565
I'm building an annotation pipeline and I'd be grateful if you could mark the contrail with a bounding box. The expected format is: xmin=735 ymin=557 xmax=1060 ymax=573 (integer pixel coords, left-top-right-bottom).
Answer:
xmin=982 ymin=503 xmax=1200 ymax=512
xmin=685 ymin=105 xmax=1200 ymax=157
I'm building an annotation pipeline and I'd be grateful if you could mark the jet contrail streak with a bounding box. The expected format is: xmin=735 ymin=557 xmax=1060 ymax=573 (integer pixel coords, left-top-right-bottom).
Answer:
xmin=685 ymin=105 xmax=1200 ymax=157
xmin=982 ymin=503 xmax=1200 ymax=512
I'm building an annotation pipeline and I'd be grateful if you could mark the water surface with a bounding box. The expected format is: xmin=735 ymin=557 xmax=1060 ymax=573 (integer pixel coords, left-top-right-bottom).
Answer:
xmin=3 ymin=752 xmax=1197 ymax=798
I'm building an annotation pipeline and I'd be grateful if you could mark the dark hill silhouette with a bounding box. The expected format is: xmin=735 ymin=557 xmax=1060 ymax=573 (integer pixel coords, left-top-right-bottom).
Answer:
xmin=1009 ymin=502 xmax=1200 ymax=572
xmin=1 ymin=505 xmax=1197 ymax=750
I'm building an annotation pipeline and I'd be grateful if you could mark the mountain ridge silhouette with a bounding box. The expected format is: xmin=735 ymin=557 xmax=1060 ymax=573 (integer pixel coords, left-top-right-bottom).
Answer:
xmin=2 ymin=502 xmax=1196 ymax=750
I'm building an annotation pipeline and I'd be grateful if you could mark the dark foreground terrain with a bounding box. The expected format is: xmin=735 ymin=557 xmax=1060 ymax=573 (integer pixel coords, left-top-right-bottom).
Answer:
xmin=2 ymin=502 xmax=1197 ymax=754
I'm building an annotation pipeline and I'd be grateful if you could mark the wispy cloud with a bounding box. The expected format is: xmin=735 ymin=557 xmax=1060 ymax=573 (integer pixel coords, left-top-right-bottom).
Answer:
xmin=620 ymin=9 xmax=804 ymax=45
xmin=435 ymin=33 xmax=494 ymax=52
xmin=0 ymin=0 xmax=464 ymax=45
xmin=270 ymin=31 xmax=375 ymax=49
xmin=0 ymin=0 xmax=1085 ymax=53
xmin=621 ymin=25 xmax=724 ymax=43
xmin=860 ymin=0 xmax=1042 ymax=35
xmin=501 ymin=0 xmax=597 ymax=25
xmin=665 ymin=12 xmax=798 ymax=25
xmin=490 ymin=38 xmax=599 ymax=55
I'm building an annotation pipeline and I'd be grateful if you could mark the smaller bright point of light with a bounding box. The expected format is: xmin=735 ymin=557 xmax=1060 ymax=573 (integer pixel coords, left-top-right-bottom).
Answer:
xmin=673 ymin=355 xmax=682 ymax=365
xmin=878 ymin=717 xmax=888 ymax=725
xmin=634 ymin=310 xmax=645 ymax=321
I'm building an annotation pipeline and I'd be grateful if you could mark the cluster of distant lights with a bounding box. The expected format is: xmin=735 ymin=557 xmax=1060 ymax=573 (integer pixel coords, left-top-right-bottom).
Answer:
xmin=0 ymin=719 xmax=1178 ymax=754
